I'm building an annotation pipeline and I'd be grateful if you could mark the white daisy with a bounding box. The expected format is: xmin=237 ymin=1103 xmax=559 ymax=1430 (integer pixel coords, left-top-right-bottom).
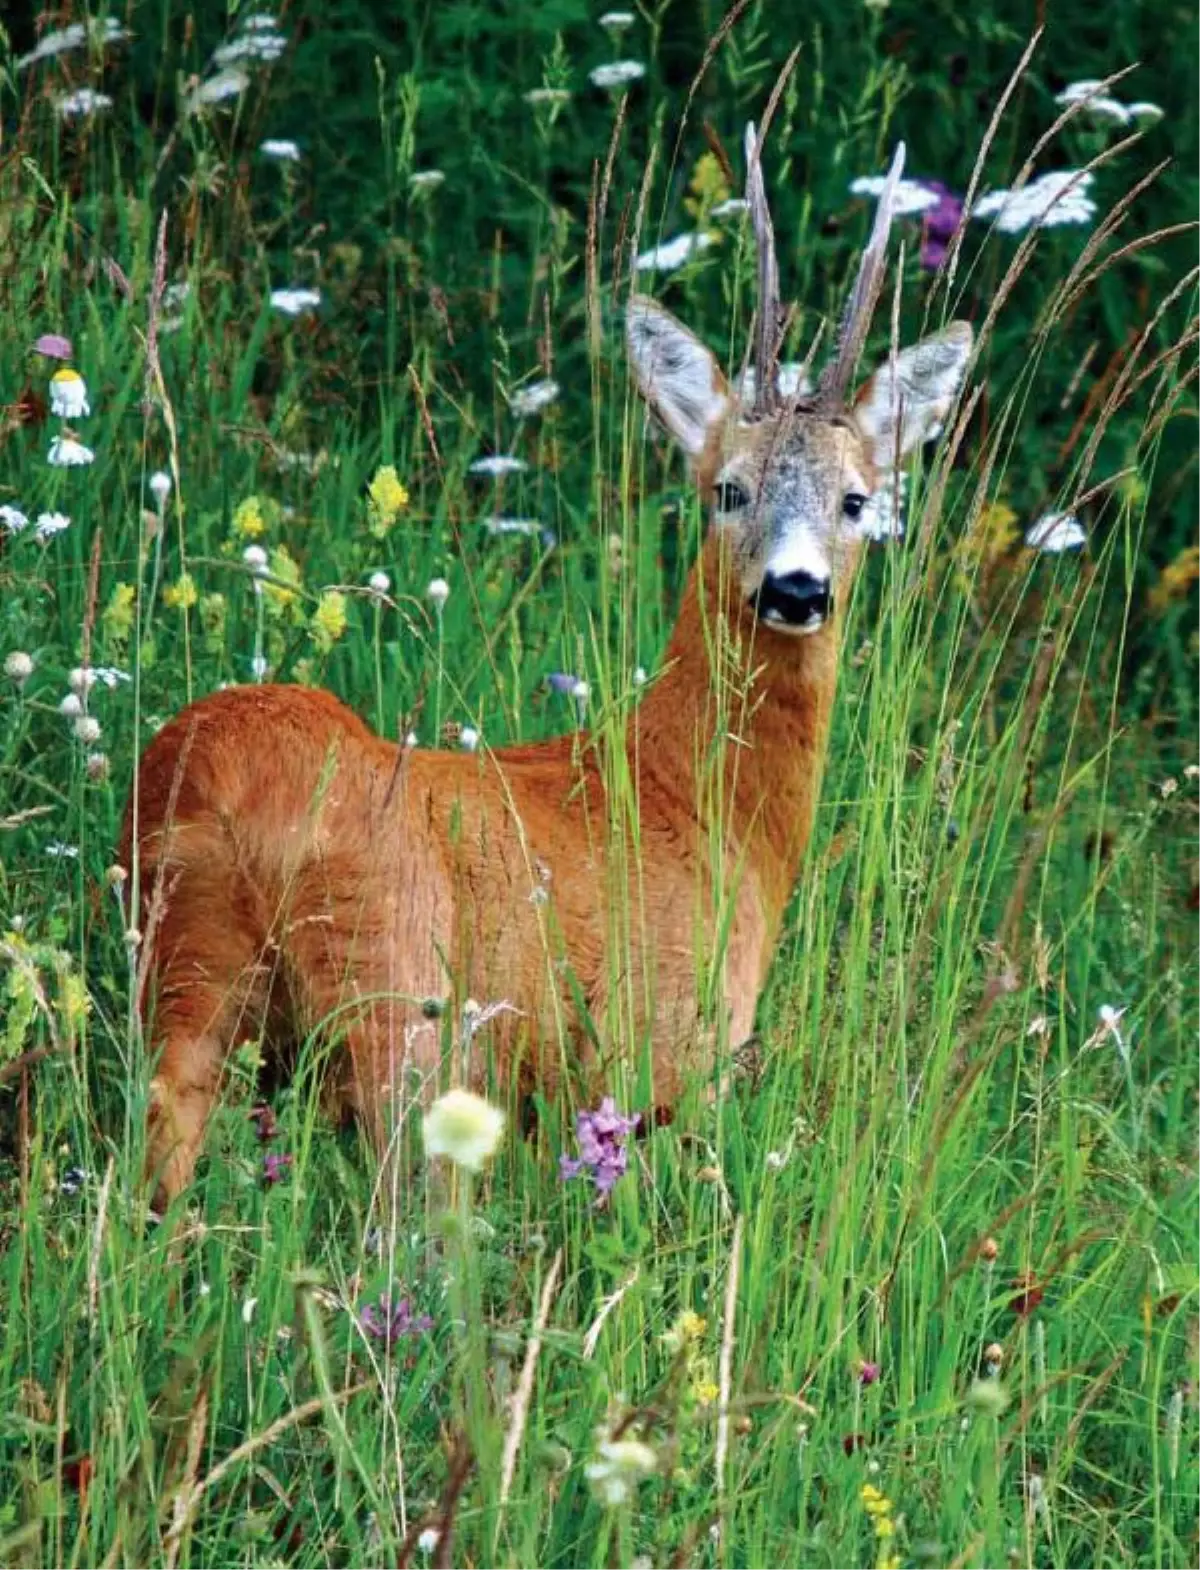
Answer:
xmin=470 ymin=455 xmax=527 ymax=478
xmin=634 ymin=230 xmax=714 ymax=273
xmin=35 ymin=512 xmax=71 ymax=539
xmin=849 ymin=174 xmax=941 ymax=217
xmin=0 ymin=505 xmax=30 ymax=534
xmin=1024 ymin=512 xmax=1086 ymax=552
xmin=57 ymin=89 xmax=114 ymax=119
xmin=509 ymin=378 xmax=560 ymax=417
xmin=971 ymin=171 xmax=1096 ymax=234
xmin=49 ymin=368 xmax=90 ymax=419
xmin=270 ymin=286 xmax=321 ymax=317
xmin=589 ymin=60 xmax=646 ymax=89
xmin=185 ymin=68 xmax=250 ymax=113
xmin=260 ymin=137 xmax=301 ymax=161
xmin=47 ymin=436 xmax=94 ymax=467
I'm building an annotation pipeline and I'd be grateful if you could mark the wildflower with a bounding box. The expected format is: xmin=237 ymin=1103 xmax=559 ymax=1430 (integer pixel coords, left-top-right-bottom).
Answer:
xmin=416 ymin=1527 xmax=440 ymax=1557
xmin=263 ymin=545 xmax=303 ymax=614
xmin=1055 ymin=81 xmax=1164 ymax=127
xmin=589 ymin=60 xmax=646 ymax=89
xmin=1148 ymin=544 xmax=1200 ymax=613
xmin=972 ymin=170 xmax=1096 ymax=234
xmin=711 ymin=196 xmax=749 ymax=219
xmin=86 ymin=752 xmax=109 ymax=781
xmin=524 ymin=87 xmax=571 ymax=107
xmin=482 ymin=515 xmax=540 ymax=537
xmin=47 ymin=436 xmax=95 ymax=467
xmin=632 ymin=666 xmax=647 ymax=687
xmin=35 ymin=512 xmax=71 ymax=540
xmin=0 ymin=505 xmax=30 ymax=534
xmin=599 ymin=10 xmax=636 ymax=29
xmin=509 ymin=378 xmax=560 ymax=417
xmin=409 ymin=169 xmax=446 ymax=191
xmin=661 ymin=1310 xmax=707 ymax=1353
xmin=102 ymin=583 xmax=136 ymax=645
xmin=48 ymin=368 xmax=90 ymax=420
xmin=850 ymin=173 xmax=941 ymax=217
xmin=73 ymin=715 xmax=102 ymax=745
xmin=585 ymin=1432 xmax=657 ymax=1506
xmin=560 ymin=1096 xmax=639 ymax=1194
xmin=980 ymin=1236 xmax=999 ymax=1262
xmin=263 ymin=1151 xmax=292 ymax=1184
xmin=635 ymin=231 xmax=715 ymax=273
xmin=915 ymin=180 xmax=965 ymax=270
xmin=426 ymin=576 xmax=450 ymax=610
xmin=260 ymin=137 xmax=301 ymax=160
xmin=233 ymin=495 xmax=267 ymax=538
xmin=368 ymin=570 xmax=391 ymax=595
xmin=149 ymin=470 xmax=172 ymax=508
xmin=270 ymin=286 xmax=321 ymax=317
xmin=310 ymin=590 xmax=348 ymax=653
xmin=546 ymin=671 xmax=582 ymax=695
xmin=422 ymin=1087 xmax=505 ymax=1171
xmin=250 ymin=655 xmax=269 ymax=680
xmin=469 ymin=454 xmax=527 ymax=478
xmin=16 ymin=19 xmax=128 ymax=70
xmin=859 ymin=1360 xmax=881 ymax=1386
xmin=60 ymin=1165 xmax=88 ymax=1196
xmin=59 ymin=693 xmax=83 ymax=718
xmin=163 ymin=573 xmax=199 ymax=611
xmin=367 ymin=464 xmax=409 ymax=532
xmin=459 ymin=726 xmax=480 ymax=753
xmin=57 ymin=88 xmax=113 ymax=119
xmin=185 ymin=68 xmax=250 ymax=113
xmin=243 ymin=543 xmax=269 ymax=574
xmin=966 ymin=1376 xmax=1010 ymax=1415
xmin=214 ymin=28 xmax=286 ymax=66
xmin=358 ymin=1292 xmax=433 ymax=1346
xmin=32 ymin=334 xmax=73 ymax=360
xmin=5 ymin=651 xmax=34 ymax=686
xmin=1025 ymin=512 xmax=1086 ymax=552
xmin=45 ymin=842 xmax=80 ymax=859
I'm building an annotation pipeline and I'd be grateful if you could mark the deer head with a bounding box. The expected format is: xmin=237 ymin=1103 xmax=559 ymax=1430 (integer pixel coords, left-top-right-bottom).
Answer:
xmin=628 ymin=130 xmax=973 ymax=636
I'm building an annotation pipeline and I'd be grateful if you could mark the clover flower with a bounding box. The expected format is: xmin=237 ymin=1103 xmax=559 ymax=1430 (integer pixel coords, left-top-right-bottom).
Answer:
xmin=149 ymin=470 xmax=172 ymax=508
xmin=33 ymin=333 xmax=73 ymax=360
xmin=49 ymin=368 xmax=90 ymax=419
xmin=859 ymin=1360 xmax=881 ymax=1386
xmin=509 ymin=378 xmax=560 ymax=417
xmin=47 ymin=436 xmax=94 ymax=467
xmin=368 ymin=570 xmax=391 ymax=595
xmin=1025 ymin=512 xmax=1086 ymax=552
xmin=358 ymin=1292 xmax=433 ymax=1346
xmin=59 ymin=693 xmax=83 ymax=718
xmin=585 ymin=1431 xmax=657 ymax=1506
xmin=73 ymin=715 xmax=102 ymax=745
xmin=634 ymin=231 xmax=715 ymax=273
xmin=560 ymin=1097 xmax=639 ymax=1194
xmin=589 ymin=60 xmax=646 ymax=89
xmin=270 ymin=286 xmax=321 ymax=317
xmin=426 ymin=577 xmax=450 ymax=610
xmin=482 ymin=515 xmax=539 ymax=537
xmin=422 ymin=1088 xmax=505 ymax=1171
xmin=972 ymin=170 xmax=1096 ymax=234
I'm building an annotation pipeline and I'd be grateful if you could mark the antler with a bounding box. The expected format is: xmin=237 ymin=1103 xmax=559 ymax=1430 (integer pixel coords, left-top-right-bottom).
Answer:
xmin=744 ymin=121 xmax=783 ymax=415
xmin=818 ymin=141 xmax=906 ymax=407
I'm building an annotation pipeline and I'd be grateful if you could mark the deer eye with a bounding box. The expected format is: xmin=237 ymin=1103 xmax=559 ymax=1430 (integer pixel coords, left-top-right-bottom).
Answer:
xmin=715 ymin=480 xmax=750 ymax=513
xmin=842 ymin=492 xmax=869 ymax=520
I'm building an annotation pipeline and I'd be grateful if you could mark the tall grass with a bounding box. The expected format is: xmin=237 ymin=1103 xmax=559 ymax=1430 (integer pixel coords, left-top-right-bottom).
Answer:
xmin=0 ymin=5 xmax=1196 ymax=1568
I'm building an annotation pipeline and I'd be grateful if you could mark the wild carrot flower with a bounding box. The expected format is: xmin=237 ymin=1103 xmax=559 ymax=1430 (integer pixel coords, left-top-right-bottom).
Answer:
xmin=849 ymin=173 xmax=941 ymax=217
xmin=509 ymin=378 xmax=560 ymax=417
xmin=260 ymin=137 xmax=301 ymax=160
xmin=469 ymin=454 xmax=527 ymax=478
xmin=358 ymin=1292 xmax=433 ymax=1346
xmin=972 ymin=170 xmax=1096 ymax=233
xmin=598 ymin=10 xmax=636 ymax=29
xmin=35 ymin=512 xmax=71 ymax=540
xmin=589 ymin=60 xmax=646 ymax=89
xmin=16 ymin=19 xmax=127 ymax=70
xmin=560 ymin=1097 xmax=639 ymax=1194
xmin=270 ymin=286 xmax=321 ymax=317
xmin=263 ymin=1151 xmax=292 ymax=1184
xmin=47 ymin=436 xmax=94 ymax=467
xmin=57 ymin=88 xmax=113 ymax=119
xmin=635 ymin=231 xmax=715 ymax=273
xmin=422 ymin=1088 xmax=505 ymax=1171
xmin=185 ymin=68 xmax=250 ymax=113
xmin=49 ymin=368 xmax=90 ymax=418
xmin=409 ymin=170 xmax=446 ymax=191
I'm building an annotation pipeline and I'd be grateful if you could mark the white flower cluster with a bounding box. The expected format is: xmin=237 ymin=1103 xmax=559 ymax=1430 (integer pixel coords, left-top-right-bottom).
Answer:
xmin=270 ymin=286 xmax=321 ymax=317
xmin=1055 ymin=80 xmax=1163 ymax=128
xmin=57 ymin=89 xmax=114 ymax=121
xmin=849 ymin=175 xmax=942 ymax=217
xmin=972 ymin=170 xmax=1097 ymax=234
xmin=17 ymin=19 xmax=127 ymax=71
xmin=589 ymin=60 xmax=646 ymax=89
xmin=1 ymin=505 xmax=72 ymax=540
xmin=509 ymin=378 xmax=560 ymax=418
xmin=1025 ymin=512 xmax=1086 ymax=552
xmin=634 ymin=230 xmax=715 ymax=274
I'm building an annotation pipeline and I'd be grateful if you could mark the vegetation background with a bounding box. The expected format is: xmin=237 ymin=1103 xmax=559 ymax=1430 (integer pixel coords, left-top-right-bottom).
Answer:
xmin=0 ymin=2 xmax=1196 ymax=1567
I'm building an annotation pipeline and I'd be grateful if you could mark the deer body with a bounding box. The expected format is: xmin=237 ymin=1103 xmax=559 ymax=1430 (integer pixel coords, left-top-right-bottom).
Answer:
xmin=123 ymin=130 xmax=972 ymax=1202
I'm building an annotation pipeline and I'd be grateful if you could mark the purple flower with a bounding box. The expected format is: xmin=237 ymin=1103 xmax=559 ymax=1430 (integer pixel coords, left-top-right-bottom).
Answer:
xmin=560 ymin=1097 xmax=640 ymax=1195
xmin=915 ymin=180 xmax=965 ymax=272
xmin=263 ymin=1151 xmax=292 ymax=1184
xmin=33 ymin=333 xmax=74 ymax=360
xmin=359 ymin=1293 xmax=433 ymax=1347
xmin=545 ymin=671 xmax=581 ymax=695
xmin=859 ymin=1360 xmax=881 ymax=1387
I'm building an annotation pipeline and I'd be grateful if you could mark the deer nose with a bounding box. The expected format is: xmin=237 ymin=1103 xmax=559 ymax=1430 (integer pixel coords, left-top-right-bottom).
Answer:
xmin=752 ymin=569 xmax=832 ymax=631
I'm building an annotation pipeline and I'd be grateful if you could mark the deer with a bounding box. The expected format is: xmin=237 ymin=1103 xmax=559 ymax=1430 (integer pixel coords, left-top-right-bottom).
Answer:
xmin=121 ymin=128 xmax=973 ymax=1207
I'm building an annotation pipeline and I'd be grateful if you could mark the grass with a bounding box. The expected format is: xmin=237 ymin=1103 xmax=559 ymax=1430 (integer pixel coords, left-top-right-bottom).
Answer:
xmin=1 ymin=4 xmax=1197 ymax=1567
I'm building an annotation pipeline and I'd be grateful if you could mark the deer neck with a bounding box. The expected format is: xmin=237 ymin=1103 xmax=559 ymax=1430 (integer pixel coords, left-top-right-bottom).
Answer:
xmin=629 ymin=533 xmax=841 ymax=942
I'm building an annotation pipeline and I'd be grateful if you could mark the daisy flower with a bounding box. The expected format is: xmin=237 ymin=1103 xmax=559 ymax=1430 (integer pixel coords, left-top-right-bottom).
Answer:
xmin=49 ymin=368 xmax=90 ymax=419
xmin=47 ymin=436 xmax=94 ymax=467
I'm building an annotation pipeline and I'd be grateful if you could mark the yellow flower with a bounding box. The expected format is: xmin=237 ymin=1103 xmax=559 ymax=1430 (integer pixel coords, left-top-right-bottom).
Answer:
xmin=684 ymin=150 xmax=731 ymax=220
xmin=963 ymin=500 xmax=1019 ymax=567
xmin=309 ymin=589 xmax=347 ymax=653
xmin=102 ymin=582 xmax=136 ymax=646
xmin=1148 ymin=544 xmax=1199 ymax=615
xmin=163 ymin=572 xmax=199 ymax=611
xmin=367 ymin=464 xmax=409 ymax=535
xmin=232 ymin=495 xmax=268 ymax=539
xmin=691 ymin=1378 xmax=719 ymax=1406
xmin=264 ymin=545 xmax=303 ymax=616
xmin=874 ymin=1518 xmax=896 ymax=1539
xmin=861 ymin=1484 xmax=884 ymax=1506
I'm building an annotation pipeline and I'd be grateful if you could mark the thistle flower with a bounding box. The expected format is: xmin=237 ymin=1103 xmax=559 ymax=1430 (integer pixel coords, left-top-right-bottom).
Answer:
xmin=149 ymin=470 xmax=172 ymax=508
xmin=560 ymin=1097 xmax=639 ymax=1194
xmin=47 ymin=436 xmax=94 ymax=467
xmin=635 ymin=231 xmax=715 ymax=274
xmin=0 ymin=505 xmax=30 ymax=534
xmin=588 ymin=60 xmax=646 ymax=89
xmin=422 ymin=1088 xmax=505 ymax=1171
xmin=4 ymin=651 xmax=34 ymax=687
xmin=859 ymin=1360 xmax=881 ymax=1386
xmin=509 ymin=378 xmax=560 ymax=417
xmin=585 ymin=1432 xmax=657 ymax=1505
xmin=358 ymin=1292 xmax=433 ymax=1346
xmin=35 ymin=512 xmax=71 ymax=540
xmin=270 ymin=286 xmax=321 ymax=317
xmin=1025 ymin=512 xmax=1086 ymax=552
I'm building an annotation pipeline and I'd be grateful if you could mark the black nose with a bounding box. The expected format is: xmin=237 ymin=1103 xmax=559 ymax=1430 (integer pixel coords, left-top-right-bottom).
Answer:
xmin=751 ymin=570 xmax=832 ymax=630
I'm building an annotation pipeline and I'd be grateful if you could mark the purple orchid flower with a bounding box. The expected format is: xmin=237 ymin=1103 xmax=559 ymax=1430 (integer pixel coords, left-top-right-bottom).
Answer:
xmin=560 ymin=1097 xmax=640 ymax=1194
xmin=359 ymin=1293 xmax=433 ymax=1347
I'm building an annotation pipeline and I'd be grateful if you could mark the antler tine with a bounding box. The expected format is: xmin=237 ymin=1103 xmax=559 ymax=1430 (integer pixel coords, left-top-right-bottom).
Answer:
xmin=819 ymin=140 xmax=906 ymax=406
xmin=744 ymin=121 xmax=782 ymax=415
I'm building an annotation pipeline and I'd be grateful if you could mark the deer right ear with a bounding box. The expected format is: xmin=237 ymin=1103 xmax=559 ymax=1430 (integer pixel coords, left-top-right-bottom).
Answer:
xmin=626 ymin=295 xmax=731 ymax=460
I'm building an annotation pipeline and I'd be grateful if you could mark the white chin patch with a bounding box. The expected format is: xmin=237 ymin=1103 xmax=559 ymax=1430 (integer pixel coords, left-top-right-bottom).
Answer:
xmin=759 ymin=606 xmax=826 ymax=636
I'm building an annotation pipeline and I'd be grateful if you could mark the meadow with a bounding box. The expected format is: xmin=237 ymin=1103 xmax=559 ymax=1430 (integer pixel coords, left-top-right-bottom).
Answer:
xmin=0 ymin=3 xmax=1197 ymax=1567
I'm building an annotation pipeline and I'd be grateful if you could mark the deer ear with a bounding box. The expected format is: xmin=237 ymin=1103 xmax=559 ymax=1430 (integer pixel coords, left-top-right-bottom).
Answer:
xmin=853 ymin=321 xmax=972 ymax=465
xmin=627 ymin=295 xmax=731 ymax=460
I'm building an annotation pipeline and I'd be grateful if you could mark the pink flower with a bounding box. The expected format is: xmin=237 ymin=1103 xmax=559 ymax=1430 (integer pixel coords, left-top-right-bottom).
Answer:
xmin=33 ymin=333 xmax=74 ymax=360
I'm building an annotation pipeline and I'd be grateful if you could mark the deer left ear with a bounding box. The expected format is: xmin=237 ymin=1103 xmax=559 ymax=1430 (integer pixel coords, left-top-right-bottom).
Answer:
xmin=853 ymin=321 xmax=973 ymax=465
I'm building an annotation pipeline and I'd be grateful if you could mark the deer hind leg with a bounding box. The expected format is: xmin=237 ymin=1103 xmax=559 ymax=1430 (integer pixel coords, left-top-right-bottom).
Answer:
xmin=138 ymin=829 xmax=270 ymax=1208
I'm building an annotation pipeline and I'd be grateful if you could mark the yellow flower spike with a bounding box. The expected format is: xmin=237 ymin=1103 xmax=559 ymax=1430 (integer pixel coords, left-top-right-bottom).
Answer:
xmin=310 ymin=589 xmax=348 ymax=653
xmin=874 ymin=1518 xmax=896 ymax=1539
xmin=163 ymin=572 xmax=199 ymax=611
xmin=264 ymin=545 xmax=303 ymax=616
xmin=232 ymin=495 xmax=267 ymax=539
xmin=861 ymin=1484 xmax=883 ymax=1504
xmin=102 ymin=582 xmax=136 ymax=645
xmin=367 ymin=464 xmax=409 ymax=536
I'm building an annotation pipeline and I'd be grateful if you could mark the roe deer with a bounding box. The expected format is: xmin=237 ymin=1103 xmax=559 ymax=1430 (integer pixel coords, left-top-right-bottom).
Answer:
xmin=122 ymin=131 xmax=972 ymax=1204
